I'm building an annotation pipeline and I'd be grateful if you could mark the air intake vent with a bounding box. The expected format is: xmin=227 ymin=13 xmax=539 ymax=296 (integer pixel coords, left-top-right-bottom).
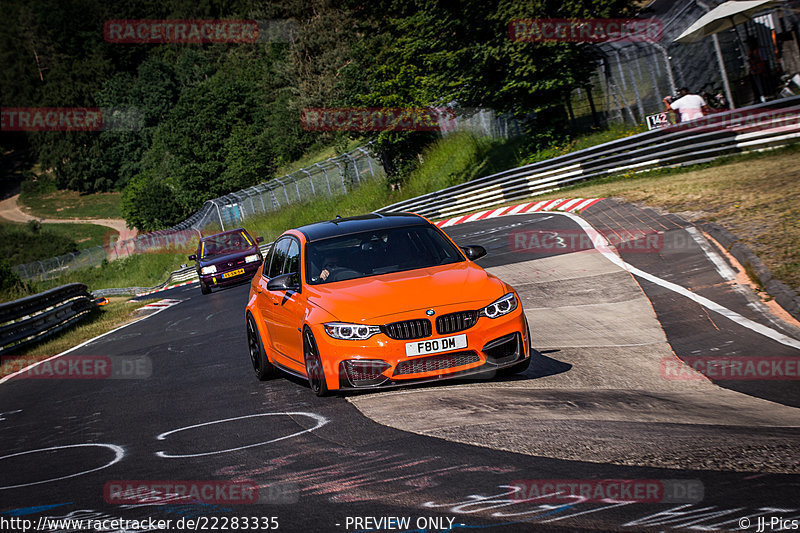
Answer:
xmin=394 ymin=351 xmax=480 ymax=375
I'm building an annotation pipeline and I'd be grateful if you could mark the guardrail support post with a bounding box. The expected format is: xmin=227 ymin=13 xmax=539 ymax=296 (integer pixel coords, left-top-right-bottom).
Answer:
xmin=301 ymin=169 xmax=315 ymax=196
xmin=290 ymin=175 xmax=301 ymax=201
xmin=345 ymin=153 xmax=360 ymax=183
xmin=334 ymin=161 xmax=347 ymax=193
xmin=257 ymin=186 xmax=266 ymax=213
xmin=213 ymin=201 xmax=225 ymax=231
xmin=314 ymin=163 xmax=332 ymax=195
xmin=357 ymin=148 xmax=374 ymax=176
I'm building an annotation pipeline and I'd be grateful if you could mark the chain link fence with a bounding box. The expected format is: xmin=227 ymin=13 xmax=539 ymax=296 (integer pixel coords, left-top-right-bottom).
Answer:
xmin=13 ymin=144 xmax=383 ymax=282
xmin=566 ymin=0 xmax=800 ymax=130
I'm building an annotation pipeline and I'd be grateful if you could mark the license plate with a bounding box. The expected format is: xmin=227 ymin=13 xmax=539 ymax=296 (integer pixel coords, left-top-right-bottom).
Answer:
xmin=222 ymin=268 xmax=245 ymax=279
xmin=405 ymin=334 xmax=467 ymax=357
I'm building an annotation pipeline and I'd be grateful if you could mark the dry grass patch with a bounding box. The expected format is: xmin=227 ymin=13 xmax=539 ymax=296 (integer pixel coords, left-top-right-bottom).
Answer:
xmin=491 ymin=148 xmax=800 ymax=292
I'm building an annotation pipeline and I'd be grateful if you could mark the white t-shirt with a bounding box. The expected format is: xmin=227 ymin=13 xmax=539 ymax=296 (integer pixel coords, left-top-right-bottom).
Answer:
xmin=670 ymin=94 xmax=706 ymax=121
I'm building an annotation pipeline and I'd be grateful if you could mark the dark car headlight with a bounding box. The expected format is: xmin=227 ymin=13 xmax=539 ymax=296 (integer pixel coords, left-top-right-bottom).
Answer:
xmin=479 ymin=293 xmax=518 ymax=319
xmin=324 ymin=323 xmax=381 ymax=340
xmin=200 ymin=265 xmax=217 ymax=275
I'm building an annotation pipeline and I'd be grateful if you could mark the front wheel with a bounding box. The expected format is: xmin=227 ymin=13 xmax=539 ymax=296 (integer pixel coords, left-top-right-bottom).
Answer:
xmin=247 ymin=314 xmax=274 ymax=381
xmin=200 ymin=282 xmax=211 ymax=295
xmin=303 ymin=327 xmax=329 ymax=397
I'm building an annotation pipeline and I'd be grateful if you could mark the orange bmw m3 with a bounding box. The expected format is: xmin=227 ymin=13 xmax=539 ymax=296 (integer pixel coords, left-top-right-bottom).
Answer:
xmin=244 ymin=213 xmax=531 ymax=396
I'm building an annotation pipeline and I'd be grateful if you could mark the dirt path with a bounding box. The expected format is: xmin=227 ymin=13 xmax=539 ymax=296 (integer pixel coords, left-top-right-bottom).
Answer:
xmin=0 ymin=194 xmax=137 ymax=239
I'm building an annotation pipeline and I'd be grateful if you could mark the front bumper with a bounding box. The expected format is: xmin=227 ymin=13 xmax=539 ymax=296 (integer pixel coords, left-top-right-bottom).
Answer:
xmin=200 ymin=263 xmax=261 ymax=288
xmin=313 ymin=304 xmax=530 ymax=391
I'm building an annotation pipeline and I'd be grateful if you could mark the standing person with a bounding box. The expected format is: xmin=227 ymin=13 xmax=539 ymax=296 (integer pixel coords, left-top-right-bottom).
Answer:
xmin=748 ymin=37 xmax=771 ymax=102
xmin=664 ymin=88 xmax=708 ymax=123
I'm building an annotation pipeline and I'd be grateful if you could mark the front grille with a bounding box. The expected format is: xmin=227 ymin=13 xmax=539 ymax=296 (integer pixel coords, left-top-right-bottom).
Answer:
xmin=394 ymin=351 xmax=480 ymax=376
xmin=436 ymin=310 xmax=478 ymax=335
xmin=382 ymin=319 xmax=432 ymax=340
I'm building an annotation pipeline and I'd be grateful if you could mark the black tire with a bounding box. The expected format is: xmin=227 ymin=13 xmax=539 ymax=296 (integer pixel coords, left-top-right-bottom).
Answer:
xmin=200 ymin=282 xmax=211 ymax=295
xmin=303 ymin=327 xmax=329 ymax=397
xmin=247 ymin=314 xmax=274 ymax=381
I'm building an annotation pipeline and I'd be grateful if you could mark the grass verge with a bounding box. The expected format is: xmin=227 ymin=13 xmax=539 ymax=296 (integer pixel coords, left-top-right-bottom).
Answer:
xmin=1 ymin=221 xmax=116 ymax=257
xmin=273 ymin=138 xmax=365 ymax=177
xmin=18 ymin=189 xmax=123 ymax=219
xmin=0 ymin=297 xmax=152 ymax=381
xmin=0 ymin=221 xmax=117 ymax=266
xmin=242 ymin=133 xmax=531 ymax=241
xmin=35 ymin=252 xmax=188 ymax=293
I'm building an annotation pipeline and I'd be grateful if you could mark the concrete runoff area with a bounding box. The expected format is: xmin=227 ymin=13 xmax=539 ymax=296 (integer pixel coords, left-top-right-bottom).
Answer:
xmin=349 ymin=213 xmax=800 ymax=474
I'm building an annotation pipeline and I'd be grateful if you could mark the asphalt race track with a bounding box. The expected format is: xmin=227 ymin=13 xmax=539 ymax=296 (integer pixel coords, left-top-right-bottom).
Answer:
xmin=2 ymin=200 xmax=799 ymax=532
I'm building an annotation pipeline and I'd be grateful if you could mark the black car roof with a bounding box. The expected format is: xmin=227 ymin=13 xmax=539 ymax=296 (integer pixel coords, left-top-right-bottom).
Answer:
xmin=296 ymin=212 xmax=429 ymax=242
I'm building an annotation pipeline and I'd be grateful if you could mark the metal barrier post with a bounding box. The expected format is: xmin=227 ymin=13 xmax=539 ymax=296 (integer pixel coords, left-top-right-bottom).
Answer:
xmin=334 ymin=160 xmax=346 ymax=193
xmin=358 ymin=148 xmax=374 ymax=176
xmin=290 ymin=175 xmax=301 ymax=201
xmin=345 ymin=153 xmax=360 ymax=183
xmin=301 ymin=169 xmax=315 ymax=196
xmin=213 ymin=201 xmax=225 ymax=231
xmin=314 ymin=163 xmax=332 ymax=195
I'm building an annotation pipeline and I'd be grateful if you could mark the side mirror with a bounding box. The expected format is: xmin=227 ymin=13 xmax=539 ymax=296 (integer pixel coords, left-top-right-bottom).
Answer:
xmin=267 ymin=272 xmax=300 ymax=292
xmin=461 ymin=245 xmax=487 ymax=261
xmin=188 ymin=254 xmax=197 ymax=261
xmin=256 ymin=236 xmax=264 ymax=243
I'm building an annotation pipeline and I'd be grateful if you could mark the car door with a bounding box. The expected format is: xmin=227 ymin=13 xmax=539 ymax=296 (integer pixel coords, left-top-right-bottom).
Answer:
xmin=258 ymin=237 xmax=305 ymax=371
xmin=269 ymin=237 xmax=306 ymax=368
xmin=256 ymin=238 xmax=289 ymax=362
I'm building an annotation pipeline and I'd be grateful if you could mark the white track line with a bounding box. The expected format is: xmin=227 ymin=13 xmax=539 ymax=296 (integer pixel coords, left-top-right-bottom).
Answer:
xmin=555 ymin=212 xmax=800 ymax=350
xmin=685 ymin=227 xmax=738 ymax=281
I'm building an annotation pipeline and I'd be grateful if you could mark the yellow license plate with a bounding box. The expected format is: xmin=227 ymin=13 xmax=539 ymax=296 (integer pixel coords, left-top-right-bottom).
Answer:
xmin=222 ymin=268 xmax=246 ymax=279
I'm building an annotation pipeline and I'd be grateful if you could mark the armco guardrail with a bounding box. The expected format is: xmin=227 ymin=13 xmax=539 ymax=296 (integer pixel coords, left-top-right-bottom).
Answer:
xmin=0 ymin=283 xmax=96 ymax=355
xmin=380 ymin=97 xmax=800 ymax=219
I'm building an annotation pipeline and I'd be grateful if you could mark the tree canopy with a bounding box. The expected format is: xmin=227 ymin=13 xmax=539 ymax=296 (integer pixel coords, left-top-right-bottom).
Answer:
xmin=2 ymin=0 xmax=637 ymax=230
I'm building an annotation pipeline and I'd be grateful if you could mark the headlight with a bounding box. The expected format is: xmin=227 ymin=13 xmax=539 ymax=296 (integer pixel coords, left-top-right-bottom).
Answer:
xmin=479 ymin=293 xmax=518 ymax=319
xmin=324 ymin=323 xmax=381 ymax=340
xmin=245 ymin=254 xmax=260 ymax=263
xmin=200 ymin=265 xmax=217 ymax=275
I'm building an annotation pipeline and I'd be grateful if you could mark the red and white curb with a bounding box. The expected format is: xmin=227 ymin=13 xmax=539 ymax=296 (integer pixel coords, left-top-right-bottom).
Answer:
xmin=435 ymin=198 xmax=604 ymax=228
xmin=136 ymin=279 xmax=197 ymax=297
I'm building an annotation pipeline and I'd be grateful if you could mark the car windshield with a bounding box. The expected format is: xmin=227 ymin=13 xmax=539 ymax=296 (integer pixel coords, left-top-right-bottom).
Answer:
xmin=201 ymin=231 xmax=252 ymax=258
xmin=306 ymin=225 xmax=464 ymax=285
